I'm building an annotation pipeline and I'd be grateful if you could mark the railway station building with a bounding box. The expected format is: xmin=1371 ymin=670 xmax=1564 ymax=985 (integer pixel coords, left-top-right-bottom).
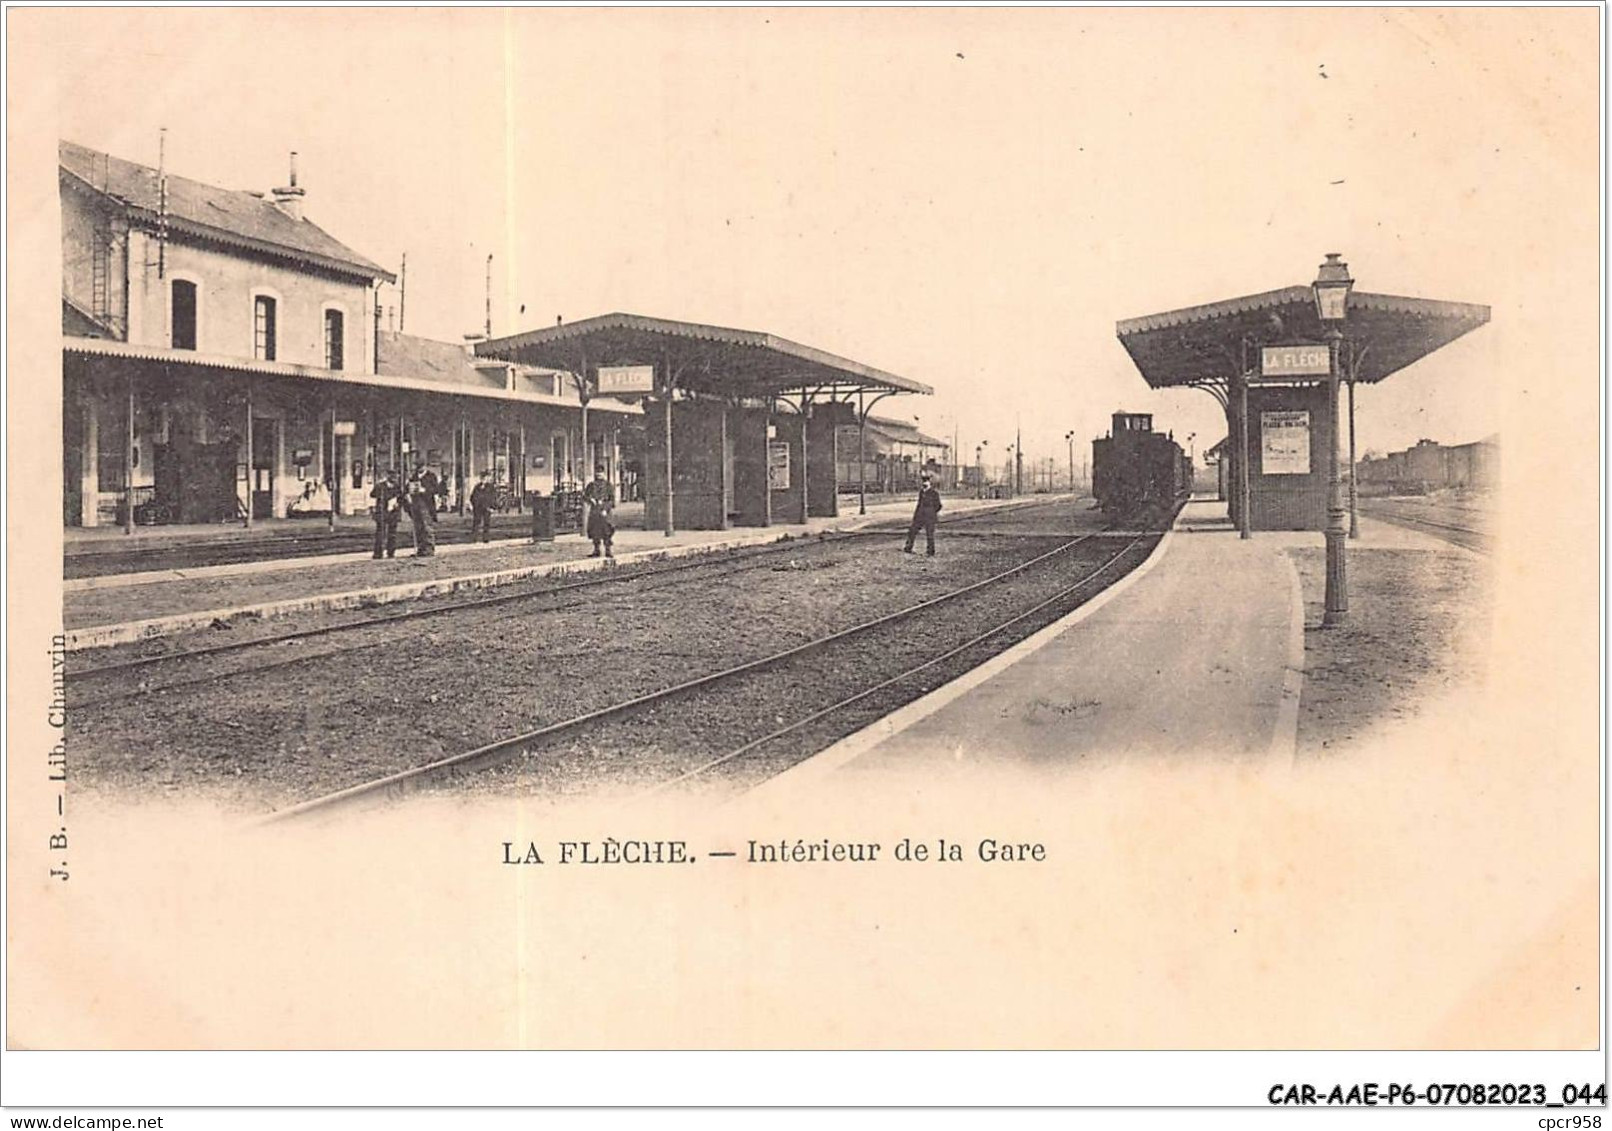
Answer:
xmin=1115 ymin=258 xmax=1489 ymax=533
xmin=1356 ymin=435 xmax=1499 ymax=494
xmin=475 ymin=314 xmax=931 ymax=532
xmin=60 ymin=140 xmax=636 ymax=531
xmin=835 ymin=414 xmax=954 ymax=497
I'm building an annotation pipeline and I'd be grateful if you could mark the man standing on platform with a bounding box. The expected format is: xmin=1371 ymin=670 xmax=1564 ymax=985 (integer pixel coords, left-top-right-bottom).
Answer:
xmin=469 ymin=470 xmax=496 ymax=543
xmin=904 ymin=471 xmax=943 ymax=556
xmin=406 ymin=469 xmax=436 ymax=557
xmin=420 ymin=465 xmax=442 ymax=521
xmin=583 ymin=463 xmax=616 ymax=558
xmin=370 ymin=469 xmax=402 ymax=560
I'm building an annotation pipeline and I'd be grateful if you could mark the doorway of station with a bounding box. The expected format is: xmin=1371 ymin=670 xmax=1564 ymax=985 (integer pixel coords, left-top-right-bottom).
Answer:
xmin=251 ymin=416 xmax=277 ymax=519
xmin=550 ymin=431 xmax=570 ymax=491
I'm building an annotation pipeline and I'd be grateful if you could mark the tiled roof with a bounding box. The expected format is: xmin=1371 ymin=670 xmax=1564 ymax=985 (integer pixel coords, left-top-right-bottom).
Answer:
xmin=861 ymin=415 xmax=948 ymax=447
xmin=375 ymin=332 xmax=632 ymax=412
xmin=63 ymin=336 xmax=640 ymax=415
xmin=478 ymin=311 xmax=932 ymax=396
xmin=1114 ymin=284 xmax=1491 ymax=387
xmin=62 ymin=294 xmax=116 ymax=339
xmin=377 ymin=332 xmax=505 ymax=390
xmin=60 ymin=140 xmax=394 ymax=282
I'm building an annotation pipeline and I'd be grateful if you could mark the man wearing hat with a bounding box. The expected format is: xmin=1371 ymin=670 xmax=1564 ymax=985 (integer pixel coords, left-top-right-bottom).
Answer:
xmin=469 ymin=470 xmax=496 ymax=542
xmin=583 ymin=463 xmax=616 ymax=558
xmin=405 ymin=467 xmax=437 ymax=557
xmin=370 ymin=468 xmax=403 ymax=559
xmin=905 ymin=471 xmax=943 ymax=556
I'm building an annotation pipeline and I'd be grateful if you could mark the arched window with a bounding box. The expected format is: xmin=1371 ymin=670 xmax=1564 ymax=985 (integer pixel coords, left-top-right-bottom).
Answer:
xmin=171 ymin=279 xmax=197 ymax=350
xmin=324 ymin=308 xmax=345 ymax=370
xmin=254 ymin=295 xmax=277 ymax=361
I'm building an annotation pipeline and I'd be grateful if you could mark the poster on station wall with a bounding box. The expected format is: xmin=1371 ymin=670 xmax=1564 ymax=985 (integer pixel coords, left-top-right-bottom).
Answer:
xmin=767 ymin=440 xmax=791 ymax=490
xmin=1260 ymin=410 xmax=1311 ymax=475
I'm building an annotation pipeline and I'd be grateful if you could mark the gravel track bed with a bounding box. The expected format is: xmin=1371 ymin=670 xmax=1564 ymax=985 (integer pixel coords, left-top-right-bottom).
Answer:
xmin=421 ymin=536 xmax=1156 ymax=802
xmin=66 ymin=496 xmax=1096 ymax=663
xmin=1290 ymin=544 xmax=1490 ymax=756
xmin=66 ymin=530 xmax=899 ymax=684
xmin=1356 ymin=508 xmax=1490 ymax=553
xmin=67 ymin=528 xmax=1097 ymax=809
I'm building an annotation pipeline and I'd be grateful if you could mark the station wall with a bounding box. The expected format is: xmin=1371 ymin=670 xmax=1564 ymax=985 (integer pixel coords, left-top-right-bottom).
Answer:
xmin=728 ymin=406 xmax=771 ymax=528
xmin=644 ymin=399 xmax=728 ymax=531
xmin=1246 ymin=383 xmax=1333 ymax=531
xmin=806 ymin=410 xmax=839 ymax=518
xmin=769 ymin=414 xmax=805 ymax=525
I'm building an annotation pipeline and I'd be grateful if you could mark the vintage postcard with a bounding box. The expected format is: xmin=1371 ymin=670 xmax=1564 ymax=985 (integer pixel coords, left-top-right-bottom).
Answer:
xmin=4 ymin=5 xmax=1603 ymax=1112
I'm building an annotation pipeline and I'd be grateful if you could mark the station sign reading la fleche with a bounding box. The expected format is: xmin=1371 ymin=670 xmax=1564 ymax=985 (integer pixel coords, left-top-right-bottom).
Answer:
xmin=1260 ymin=344 xmax=1331 ymax=377
xmin=597 ymin=365 xmax=656 ymax=395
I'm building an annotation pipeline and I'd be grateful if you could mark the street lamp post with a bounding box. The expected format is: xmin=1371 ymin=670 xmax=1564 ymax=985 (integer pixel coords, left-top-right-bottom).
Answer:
xmin=1005 ymin=444 xmax=1016 ymax=497
xmin=975 ymin=442 xmax=987 ymax=499
xmin=1314 ymin=252 xmax=1353 ymax=628
xmin=1064 ymin=430 xmax=1075 ymax=495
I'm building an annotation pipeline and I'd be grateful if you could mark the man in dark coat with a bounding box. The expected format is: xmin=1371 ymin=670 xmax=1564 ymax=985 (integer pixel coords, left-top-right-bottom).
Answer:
xmin=469 ymin=470 xmax=496 ymax=542
xmin=583 ymin=464 xmax=616 ymax=558
xmin=904 ymin=471 xmax=943 ymax=556
xmin=406 ymin=469 xmax=436 ymax=557
xmin=370 ymin=470 xmax=402 ymax=559
xmin=420 ymin=466 xmax=442 ymax=520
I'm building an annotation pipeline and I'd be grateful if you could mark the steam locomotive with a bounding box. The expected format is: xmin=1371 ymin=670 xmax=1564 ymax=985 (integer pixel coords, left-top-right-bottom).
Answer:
xmin=1091 ymin=411 xmax=1192 ymax=518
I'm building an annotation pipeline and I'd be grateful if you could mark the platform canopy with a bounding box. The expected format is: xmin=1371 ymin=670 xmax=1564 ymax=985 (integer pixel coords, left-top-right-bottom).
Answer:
xmin=1116 ymin=285 xmax=1490 ymax=388
xmin=476 ymin=312 xmax=931 ymax=400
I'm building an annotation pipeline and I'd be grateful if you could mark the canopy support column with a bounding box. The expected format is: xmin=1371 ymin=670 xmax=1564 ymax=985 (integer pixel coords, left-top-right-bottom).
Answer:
xmin=1236 ymin=370 xmax=1251 ymax=539
xmin=855 ymin=388 xmax=896 ymax=516
xmin=857 ymin=390 xmax=867 ymax=515
xmin=1347 ymin=375 xmax=1359 ymax=539
xmin=243 ymin=382 xmax=254 ymax=530
xmin=124 ymin=371 xmax=136 ymax=535
xmin=799 ymin=390 xmax=814 ymax=525
xmin=328 ymin=403 xmax=338 ymax=533
xmin=661 ymin=350 xmax=676 ymax=536
xmin=577 ymin=345 xmax=592 ymax=490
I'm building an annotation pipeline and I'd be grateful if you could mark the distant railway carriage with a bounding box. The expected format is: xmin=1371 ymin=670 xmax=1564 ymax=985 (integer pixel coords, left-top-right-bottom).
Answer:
xmin=1091 ymin=411 xmax=1191 ymax=517
xmin=1356 ymin=436 xmax=1498 ymax=495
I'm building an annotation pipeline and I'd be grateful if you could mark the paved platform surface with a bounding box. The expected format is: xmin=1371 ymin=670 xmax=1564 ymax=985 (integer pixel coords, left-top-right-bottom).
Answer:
xmin=763 ymin=498 xmax=1305 ymax=793
xmin=63 ymin=494 xmax=1058 ymax=647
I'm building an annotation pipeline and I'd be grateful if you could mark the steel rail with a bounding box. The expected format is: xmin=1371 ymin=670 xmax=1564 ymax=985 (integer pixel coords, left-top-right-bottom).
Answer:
xmin=260 ymin=531 xmax=1103 ymax=824
xmin=651 ymin=536 xmax=1149 ymax=793
xmin=69 ymin=497 xmax=1079 ymax=685
xmin=67 ymin=529 xmax=892 ymax=685
xmin=1355 ymin=504 xmax=1490 ymax=551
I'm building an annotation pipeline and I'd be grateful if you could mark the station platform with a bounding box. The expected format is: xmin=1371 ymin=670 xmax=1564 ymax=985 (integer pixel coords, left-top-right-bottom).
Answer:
xmin=760 ymin=498 xmax=1307 ymax=791
xmin=62 ymin=493 xmax=1060 ymax=649
xmin=63 ymin=508 xmax=559 ymax=553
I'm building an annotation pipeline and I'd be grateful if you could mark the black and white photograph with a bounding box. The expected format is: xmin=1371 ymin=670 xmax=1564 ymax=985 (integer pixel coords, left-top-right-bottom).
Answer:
xmin=4 ymin=3 xmax=1604 ymax=1118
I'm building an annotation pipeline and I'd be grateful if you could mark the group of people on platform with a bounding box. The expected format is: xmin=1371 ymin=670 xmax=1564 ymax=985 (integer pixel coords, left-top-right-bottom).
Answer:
xmin=367 ymin=464 xmax=943 ymax=561
xmin=368 ymin=464 xmax=616 ymax=560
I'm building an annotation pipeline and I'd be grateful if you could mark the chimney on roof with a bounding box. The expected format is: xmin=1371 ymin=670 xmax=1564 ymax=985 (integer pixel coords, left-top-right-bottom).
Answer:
xmin=271 ymin=151 xmax=305 ymax=221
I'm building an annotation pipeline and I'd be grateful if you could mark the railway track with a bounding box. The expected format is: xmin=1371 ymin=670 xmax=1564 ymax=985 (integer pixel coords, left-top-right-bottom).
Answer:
xmin=63 ymin=518 xmax=539 ymax=578
xmin=263 ymin=530 xmax=1151 ymax=822
xmin=1357 ymin=502 xmax=1491 ymax=553
xmin=648 ymin=536 xmax=1150 ymax=796
xmin=66 ymin=497 xmax=1087 ymax=705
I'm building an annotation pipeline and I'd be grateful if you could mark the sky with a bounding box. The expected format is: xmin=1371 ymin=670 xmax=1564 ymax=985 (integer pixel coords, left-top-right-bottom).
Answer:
xmin=27 ymin=7 xmax=1599 ymax=475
